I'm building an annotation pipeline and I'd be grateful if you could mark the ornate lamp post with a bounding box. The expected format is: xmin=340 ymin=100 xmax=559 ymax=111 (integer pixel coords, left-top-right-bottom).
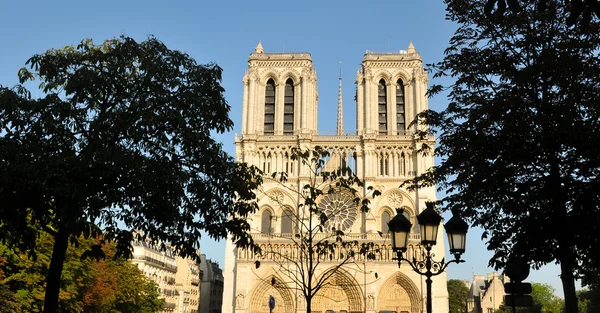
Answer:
xmin=388 ymin=202 xmax=468 ymax=313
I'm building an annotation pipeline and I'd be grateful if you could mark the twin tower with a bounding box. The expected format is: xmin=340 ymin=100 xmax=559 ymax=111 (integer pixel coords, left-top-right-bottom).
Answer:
xmin=224 ymin=43 xmax=448 ymax=313
xmin=239 ymin=41 xmax=429 ymax=138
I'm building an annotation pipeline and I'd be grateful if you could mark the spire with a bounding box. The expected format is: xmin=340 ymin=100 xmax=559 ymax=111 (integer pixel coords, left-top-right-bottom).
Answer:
xmin=407 ymin=41 xmax=416 ymax=54
xmin=255 ymin=41 xmax=264 ymax=54
xmin=337 ymin=62 xmax=344 ymax=136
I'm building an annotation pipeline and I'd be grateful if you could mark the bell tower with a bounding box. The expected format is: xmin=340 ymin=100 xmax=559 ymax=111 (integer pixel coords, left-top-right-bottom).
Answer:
xmin=241 ymin=42 xmax=318 ymax=137
xmin=355 ymin=41 xmax=428 ymax=136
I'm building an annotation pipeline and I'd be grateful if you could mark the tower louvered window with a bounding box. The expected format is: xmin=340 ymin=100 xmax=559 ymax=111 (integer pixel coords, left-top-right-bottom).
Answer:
xmin=284 ymin=79 xmax=294 ymax=135
xmin=396 ymin=79 xmax=405 ymax=134
xmin=264 ymin=79 xmax=275 ymax=135
xmin=378 ymin=80 xmax=387 ymax=134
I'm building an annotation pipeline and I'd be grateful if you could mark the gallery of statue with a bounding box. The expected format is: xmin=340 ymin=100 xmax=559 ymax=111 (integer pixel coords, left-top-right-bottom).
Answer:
xmin=222 ymin=42 xmax=449 ymax=313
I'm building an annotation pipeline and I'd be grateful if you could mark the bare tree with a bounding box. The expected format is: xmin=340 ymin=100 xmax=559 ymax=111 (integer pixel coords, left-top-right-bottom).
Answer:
xmin=251 ymin=147 xmax=382 ymax=313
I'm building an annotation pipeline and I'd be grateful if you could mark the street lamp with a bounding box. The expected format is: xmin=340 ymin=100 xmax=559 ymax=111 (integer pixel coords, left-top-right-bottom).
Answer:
xmin=388 ymin=202 xmax=468 ymax=313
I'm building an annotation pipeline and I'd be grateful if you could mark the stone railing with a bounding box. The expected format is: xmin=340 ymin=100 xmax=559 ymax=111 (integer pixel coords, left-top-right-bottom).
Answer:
xmin=238 ymin=235 xmax=425 ymax=263
xmin=132 ymin=254 xmax=178 ymax=272
xmin=251 ymin=232 xmax=420 ymax=242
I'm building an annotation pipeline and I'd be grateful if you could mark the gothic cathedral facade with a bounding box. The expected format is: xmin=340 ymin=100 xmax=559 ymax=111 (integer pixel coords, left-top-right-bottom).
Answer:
xmin=222 ymin=43 xmax=449 ymax=313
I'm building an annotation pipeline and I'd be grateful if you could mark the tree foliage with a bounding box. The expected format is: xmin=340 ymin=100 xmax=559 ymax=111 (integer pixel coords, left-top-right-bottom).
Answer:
xmin=577 ymin=287 xmax=600 ymax=313
xmin=409 ymin=1 xmax=600 ymax=312
xmin=252 ymin=147 xmax=381 ymax=313
xmin=447 ymin=279 xmax=469 ymax=313
xmin=0 ymin=36 xmax=262 ymax=313
xmin=484 ymin=0 xmax=600 ymax=27
xmin=0 ymin=232 xmax=164 ymax=313
xmin=496 ymin=283 xmax=563 ymax=313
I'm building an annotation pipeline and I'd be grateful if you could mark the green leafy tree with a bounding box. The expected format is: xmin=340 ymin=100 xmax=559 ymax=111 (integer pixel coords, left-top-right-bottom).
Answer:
xmin=0 ymin=36 xmax=262 ymax=313
xmin=577 ymin=288 xmax=600 ymax=313
xmin=447 ymin=279 xmax=469 ymax=313
xmin=496 ymin=283 xmax=563 ymax=313
xmin=0 ymin=255 xmax=21 ymax=313
xmin=0 ymin=231 xmax=89 ymax=313
xmin=253 ymin=147 xmax=381 ymax=313
xmin=530 ymin=283 xmax=564 ymax=313
xmin=408 ymin=1 xmax=600 ymax=312
xmin=82 ymin=240 xmax=164 ymax=313
xmin=0 ymin=232 xmax=164 ymax=313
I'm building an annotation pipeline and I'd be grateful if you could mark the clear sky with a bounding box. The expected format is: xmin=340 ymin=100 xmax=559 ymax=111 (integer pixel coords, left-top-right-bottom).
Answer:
xmin=0 ymin=0 xmax=578 ymax=297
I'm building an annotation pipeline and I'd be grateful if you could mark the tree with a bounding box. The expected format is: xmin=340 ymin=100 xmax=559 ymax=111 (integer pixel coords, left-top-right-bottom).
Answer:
xmin=495 ymin=283 xmax=563 ymax=313
xmin=408 ymin=1 xmax=600 ymax=312
xmin=0 ymin=232 xmax=164 ymax=313
xmin=447 ymin=279 xmax=469 ymax=313
xmin=0 ymin=256 xmax=21 ymax=313
xmin=251 ymin=147 xmax=381 ymax=313
xmin=0 ymin=36 xmax=262 ymax=313
xmin=577 ymin=287 xmax=600 ymax=313
xmin=483 ymin=0 xmax=600 ymax=27
xmin=82 ymin=240 xmax=164 ymax=313
xmin=529 ymin=283 xmax=564 ymax=313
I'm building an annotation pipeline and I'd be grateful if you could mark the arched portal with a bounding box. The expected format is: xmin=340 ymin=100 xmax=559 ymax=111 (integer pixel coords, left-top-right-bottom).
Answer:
xmin=249 ymin=276 xmax=295 ymax=313
xmin=312 ymin=268 xmax=364 ymax=313
xmin=377 ymin=272 xmax=421 ymax=313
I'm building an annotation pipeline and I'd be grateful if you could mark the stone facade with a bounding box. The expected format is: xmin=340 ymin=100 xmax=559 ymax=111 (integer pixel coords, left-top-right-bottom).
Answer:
xmin=200 ymin=255 xmax=225 ymax=313
xmin=131 ymin=237 xmax=202 ymax=313
xmin=467 ymin=273 xmax=506 ymax=313
xmin=223 ymin=43 xmax=449 ymax=313
xmin=131 ymin=238 xmax=180 ymax=312
xmin=176 ymin=257 xmax=201 ymax=313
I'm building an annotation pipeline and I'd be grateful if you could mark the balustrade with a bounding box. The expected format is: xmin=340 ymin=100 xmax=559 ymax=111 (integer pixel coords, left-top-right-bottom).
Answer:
xmin=237 ymin=235 xmax=424 ymax=264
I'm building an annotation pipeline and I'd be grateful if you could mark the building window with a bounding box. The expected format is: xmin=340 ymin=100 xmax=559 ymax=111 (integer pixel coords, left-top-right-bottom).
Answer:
xmin=264 ymin=79 xmax=275 ymax=135
xmin=378 ymin=79 xmax=387 ymax=134
xmin=403 ymin=208 xmax=419 ymax=234
xmin=399 ymin=152 xmax=406 ymax=176
xmin=381 ymin=211 xmax=391 ymax=233
xmin=261 ymin=210 xmax=272 ymax=233
xmin=281 ymin=209 xmax=293 ymax=233
xmin=379 ymin=153 xmax=389 ymax=176
xmin=284 ymin=79 xmax=294 ymax=135
xmin=396 ymin=79 xmax=405 ymax=134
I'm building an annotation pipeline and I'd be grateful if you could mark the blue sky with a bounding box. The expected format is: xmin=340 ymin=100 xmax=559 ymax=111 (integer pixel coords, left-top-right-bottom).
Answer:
xmin=0 ymin=0 xmax=577 ymax=297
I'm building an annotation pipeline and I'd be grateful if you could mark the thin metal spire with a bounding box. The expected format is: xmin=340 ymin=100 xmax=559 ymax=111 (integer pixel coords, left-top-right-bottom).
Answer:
xmin=337 ymin=61 xmax=344 ymax=136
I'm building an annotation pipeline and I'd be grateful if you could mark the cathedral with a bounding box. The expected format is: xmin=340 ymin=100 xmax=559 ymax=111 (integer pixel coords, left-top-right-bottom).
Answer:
xmin=222 ymin=42 xmax=449 ymax=313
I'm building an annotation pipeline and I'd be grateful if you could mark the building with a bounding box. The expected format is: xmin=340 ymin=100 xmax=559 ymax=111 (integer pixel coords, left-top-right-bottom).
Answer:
xmin=199 ymin=255 xmax=225 ymax=313
xmin=176 ymin=257 xmax=202 ymax=313
xmin=466 ymin=273 xmax=506 ymax=313
xmin=131 ymin=238 xmax=180 ymax=312
xmin=222 ymin=42 xmax=448 ymax=313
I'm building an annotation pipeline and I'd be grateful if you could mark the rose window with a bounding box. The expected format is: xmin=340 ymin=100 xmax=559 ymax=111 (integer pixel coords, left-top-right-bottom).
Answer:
xmin=317 ymin=193 xmax=357 ymax=232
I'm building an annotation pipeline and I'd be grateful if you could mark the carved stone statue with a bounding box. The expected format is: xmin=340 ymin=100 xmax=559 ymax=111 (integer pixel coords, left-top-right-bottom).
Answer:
xmin=236 ymin=293 xmax=245 ymax=308
xmin=367 ymin=294 xmax=375 ymax=310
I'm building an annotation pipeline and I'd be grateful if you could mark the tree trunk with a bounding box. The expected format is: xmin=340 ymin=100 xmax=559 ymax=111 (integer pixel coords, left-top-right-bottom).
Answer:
xmin=549 ymin=161 xmax=578 ymax=313
xmin=43 ymin=229 xmax=70 ymax=313
xmin=559 ymin=239 xmax=579 ymax=313
xmin=305 ymin=296 xmax=311 ymax=313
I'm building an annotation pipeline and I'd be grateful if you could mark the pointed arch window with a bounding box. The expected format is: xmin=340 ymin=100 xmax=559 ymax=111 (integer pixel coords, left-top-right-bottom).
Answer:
xmin=284 ymin=79 xmax=294 ymax=135
xmin=261 ymin=210 xmax=273 ymax=233
xmin=381 ymin=210 xmax=391 ymax=233
xmin=399 ymin=152 xmax=406 ymax=176
xmin=396 ymin=79 xmax=406 ymax=134
xmin=378 ymin=79 xmax=387 ymax=134
xmin=281 ymin=209 xmax=293 ymax=234
xmin=264 ymin=79 xmax=275 ymax=135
